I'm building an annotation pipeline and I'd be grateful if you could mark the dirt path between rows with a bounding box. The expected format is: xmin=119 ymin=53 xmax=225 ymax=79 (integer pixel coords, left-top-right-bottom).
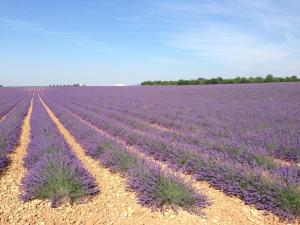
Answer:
xmin=42 ymin=97 xmax=294 ymax=225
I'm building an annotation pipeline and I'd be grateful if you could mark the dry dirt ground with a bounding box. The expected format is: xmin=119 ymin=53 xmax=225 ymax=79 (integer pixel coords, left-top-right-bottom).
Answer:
xmin=0 ymin=97 xmax=296 ymax=225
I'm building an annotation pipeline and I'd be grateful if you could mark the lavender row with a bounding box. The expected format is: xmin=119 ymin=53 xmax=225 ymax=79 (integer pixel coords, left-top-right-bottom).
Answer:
xmin=0 ymin=88 xmax=25 ymax=103
xmin=42 ymin=95 xmax=209 ymax=213
xmin=0 ymin=94 xmax=32 ymax=173
xmin=107 ymin=85 xmax=300 ymax=162
xmin=45 ymin=84 xmax=300 ymax=162
xmin=106 ymin=100 xmax=300 ymax=162
xmin=50 ymin=96 xmax=295 ymax=176
xmin=0 ymin=98 xmax=22 ymax=118
xmin=0 ymin=92 xmax=26 ymax=118
xmin=21 ymin=96 xmax=99 ymax=207
xmin=42 ymin=92 xmax=300 ymax=219
xmin=45 ymin=93 xmax=299 ymax=186
xmin=108 ymin=90 xmax=297 ymax=162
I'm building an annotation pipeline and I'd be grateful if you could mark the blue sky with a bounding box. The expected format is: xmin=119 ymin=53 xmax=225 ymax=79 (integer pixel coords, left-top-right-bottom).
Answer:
xmin=0 ymin=0 xmax=300 ymax=86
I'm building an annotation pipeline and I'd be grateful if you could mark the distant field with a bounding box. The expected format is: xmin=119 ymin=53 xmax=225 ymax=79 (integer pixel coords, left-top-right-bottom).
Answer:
xmin=0 ymin=83 xmax=299 ymax=224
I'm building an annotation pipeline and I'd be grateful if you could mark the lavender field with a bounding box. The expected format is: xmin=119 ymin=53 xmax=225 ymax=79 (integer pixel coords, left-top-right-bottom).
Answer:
xmin=0 ymin=84 xmax=299 ymax=224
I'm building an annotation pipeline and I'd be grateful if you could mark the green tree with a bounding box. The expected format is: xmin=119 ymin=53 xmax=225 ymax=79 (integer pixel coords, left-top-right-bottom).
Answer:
xmin=265 ymin=74 xmax=274 ymax=82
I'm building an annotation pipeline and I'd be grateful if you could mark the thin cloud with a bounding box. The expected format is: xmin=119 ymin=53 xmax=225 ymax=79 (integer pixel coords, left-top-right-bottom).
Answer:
xmin=145 ymin=0 xmax=300 ymax=73
xmin=0 ymin=18 xmax=42 ymax=32
xmin=0 ymin=18 xmax=111 ymax=53
xmin=0 ymin=18 xmax=67 ymax=36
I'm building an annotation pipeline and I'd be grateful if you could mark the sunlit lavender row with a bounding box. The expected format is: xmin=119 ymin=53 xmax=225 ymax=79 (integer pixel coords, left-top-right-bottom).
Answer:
xmin=42 ymin=83 xmax=300 ymax=219
xmin=0 ymin=91 xmax=32 ymax=173
xmin=0 ymin=88 xmax=27 ymax=119
xmin=21 ymin=96 xmax=99 ymax=207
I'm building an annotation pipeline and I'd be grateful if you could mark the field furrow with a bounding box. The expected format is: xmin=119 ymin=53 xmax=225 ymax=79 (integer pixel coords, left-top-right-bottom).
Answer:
xmin=1 ymin=84 xmax=299 ymax=224
xmin=41 ymin=94 xmax=288 ymax=225
xmin=37 ymin=96 xmax=211 ymax=224
xmin=41 ymin=93 xmax=220 ymax=210
xmin=0 ymin=96 xmax=28 ymax=124
xmin=0 ymin=96 xmax=33 ymax=224
xmin=47 ymin=85 xmax=299 ymax=163
xmin=21 ymin=96 xmax=99 ymax=207
xmin=42 ymin=92 xmax=299 ymax=219
xmin=0 ymin=95 xmax=32 ymax=173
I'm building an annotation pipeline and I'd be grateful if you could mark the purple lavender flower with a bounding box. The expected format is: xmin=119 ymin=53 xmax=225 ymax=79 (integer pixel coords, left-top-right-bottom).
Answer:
xmin=0 ymin=91 xmax=31 ymax=172
xmin=42 ymin=83 xmax=300 ymax=219
xmin=21 ymin=96 xmax=99 ymax=207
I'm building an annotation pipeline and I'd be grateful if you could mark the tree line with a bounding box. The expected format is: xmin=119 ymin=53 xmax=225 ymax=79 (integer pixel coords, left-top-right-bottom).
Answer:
xmin=141 ymin=75 xmax=300 ymax=85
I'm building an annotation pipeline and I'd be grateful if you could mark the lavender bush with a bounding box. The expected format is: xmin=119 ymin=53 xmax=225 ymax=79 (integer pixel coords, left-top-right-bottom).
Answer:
xmin=21 ymin=96 xmax=99 ymax=207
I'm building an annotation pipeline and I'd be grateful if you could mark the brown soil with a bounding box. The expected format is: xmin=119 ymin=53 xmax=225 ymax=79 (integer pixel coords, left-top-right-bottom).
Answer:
xmin=148 ymin=123 xmax=175 ymax=133
xmin=273 ymin=158 xmax=300 ymax=167
xmin=40 ymin=97 xmax=297 ymax=225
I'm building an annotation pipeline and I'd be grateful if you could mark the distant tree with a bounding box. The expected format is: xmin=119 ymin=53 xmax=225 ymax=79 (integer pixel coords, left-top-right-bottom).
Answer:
xmin=233 ymin=77 xmax=241 ymax=84
xmin=141 ymin=81 xmax=153 ymax=85
xmin=197 ymin=78 xmax=205 ymax=84
xmin=254 ymin=77 xmax=264 ymax=83
xmin=289 ymin=75 xmax=299 ymax=82
xmin=177 ymin=79 xmax=189 ymax=85
xmin=265 ymin=74 xmax=274 ymax=82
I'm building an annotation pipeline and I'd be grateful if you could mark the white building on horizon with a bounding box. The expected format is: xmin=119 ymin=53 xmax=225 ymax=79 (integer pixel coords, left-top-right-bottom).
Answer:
xmin=114 ymin=83 xmax=127 ymax=86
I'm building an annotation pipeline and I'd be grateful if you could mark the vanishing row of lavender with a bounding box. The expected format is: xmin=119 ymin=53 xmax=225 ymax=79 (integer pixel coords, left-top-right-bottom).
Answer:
xmin=48 ymin=84 xmax=300 ymax=163
xmin=0 ymin=88 xmax=25 ymax=103
xmin=42 ymin=84 xmax=300 ymax=219
xmin=41 ymin=95 xmax=208 ymax=212
xmin=46 ymin=102 xmax=298 ymax=218
xmin=0 ymin=89 xmax=28 ymax=118
xmin=0 ymin=94 xmax=32 ymax=173
xmin=21 ymin=96 xmax=99 ymax=207
xmin=43 ymin=88 xmax=299 ymax=218
xmin=51 ymin=94 xmax=297 ymax=176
